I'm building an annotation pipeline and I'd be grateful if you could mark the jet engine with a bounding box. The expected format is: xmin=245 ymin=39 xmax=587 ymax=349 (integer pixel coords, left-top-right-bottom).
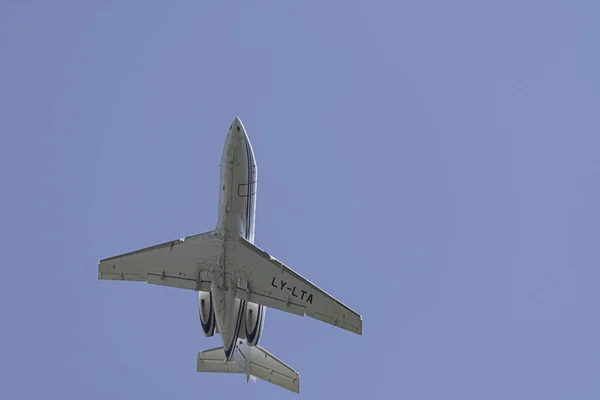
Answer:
xmin=244 ymin=301 xmax=265 ymax=346
xmin=198 ymin=291 xmax=216 ymax=337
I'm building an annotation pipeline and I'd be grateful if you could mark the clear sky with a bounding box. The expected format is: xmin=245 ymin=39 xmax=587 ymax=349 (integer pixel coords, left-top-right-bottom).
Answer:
xmin=1 ymin=1 xmax=599 ymax=399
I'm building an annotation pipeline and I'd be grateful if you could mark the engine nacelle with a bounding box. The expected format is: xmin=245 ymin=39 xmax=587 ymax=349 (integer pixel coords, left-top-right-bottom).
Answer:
xmin=198 ymin=291 xmax=216 ymax=337
xmin=244 ymin=302 xmax=265 ymax=346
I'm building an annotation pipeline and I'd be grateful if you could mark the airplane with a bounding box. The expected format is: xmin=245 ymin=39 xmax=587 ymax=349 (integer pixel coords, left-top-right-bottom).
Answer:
xmin=97 ymin=117 xmax=362 ymax=393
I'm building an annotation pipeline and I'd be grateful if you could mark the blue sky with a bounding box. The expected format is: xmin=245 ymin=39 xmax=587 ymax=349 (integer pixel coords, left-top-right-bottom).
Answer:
xmin=1 ymin=1 xmax=599 ymax=398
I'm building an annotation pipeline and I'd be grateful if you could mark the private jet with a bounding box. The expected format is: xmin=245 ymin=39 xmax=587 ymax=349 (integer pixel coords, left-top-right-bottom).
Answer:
xmin=98 ymin=117 xmax=362 ymax=393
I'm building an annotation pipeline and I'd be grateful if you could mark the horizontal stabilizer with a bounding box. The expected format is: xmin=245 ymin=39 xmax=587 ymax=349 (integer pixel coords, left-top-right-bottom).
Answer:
xmin=248 ymin=345 xmax=300 ymax=393
xmin=197 ymin=345 xmax=300 ymax=393
xmin=197 ymin=347 xmax=242 ymax=374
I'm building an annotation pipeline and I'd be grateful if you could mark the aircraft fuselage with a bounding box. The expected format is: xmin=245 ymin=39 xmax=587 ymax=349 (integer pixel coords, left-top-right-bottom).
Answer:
xmin=203 ymin=117 xmax=263 ymax=363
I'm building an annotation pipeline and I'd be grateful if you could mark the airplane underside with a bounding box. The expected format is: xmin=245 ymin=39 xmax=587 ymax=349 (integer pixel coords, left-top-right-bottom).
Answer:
xmin=97 ymin=118 xmax=362 ymax=393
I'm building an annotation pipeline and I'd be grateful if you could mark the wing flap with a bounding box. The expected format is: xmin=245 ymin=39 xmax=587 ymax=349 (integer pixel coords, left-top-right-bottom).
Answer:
xmin=236 ymin=287 xmax=306 ymax=317
xmin=146 ymin=272 xmax=211 ymax=292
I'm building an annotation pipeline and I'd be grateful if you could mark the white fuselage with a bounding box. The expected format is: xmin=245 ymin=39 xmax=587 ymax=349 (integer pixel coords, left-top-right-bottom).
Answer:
xmin=209 ymin=117 xmax=263 ymax=363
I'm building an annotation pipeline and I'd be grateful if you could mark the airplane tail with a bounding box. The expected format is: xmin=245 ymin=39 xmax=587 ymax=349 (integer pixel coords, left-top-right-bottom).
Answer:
xmin=197 ymin=345 xmax=300 ymax=393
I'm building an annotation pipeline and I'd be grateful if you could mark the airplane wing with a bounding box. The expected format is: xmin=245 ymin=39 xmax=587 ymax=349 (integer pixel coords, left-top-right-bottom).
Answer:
xmin=98 ymin=231 xmax=221 ymax=291
xmin=229 ymin=237 xmax=363 ymax=335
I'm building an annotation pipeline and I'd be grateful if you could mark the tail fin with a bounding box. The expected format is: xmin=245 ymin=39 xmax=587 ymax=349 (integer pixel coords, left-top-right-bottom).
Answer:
xmin=197 ymin=345 xmax=300 ymax=393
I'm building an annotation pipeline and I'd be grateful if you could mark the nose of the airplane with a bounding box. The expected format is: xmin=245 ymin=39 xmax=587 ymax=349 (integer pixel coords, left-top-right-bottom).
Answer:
xmin=229 ymin=117 xmax=246 ymax=137
xmin=222 ymin=117 xmax=250 ymax=162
